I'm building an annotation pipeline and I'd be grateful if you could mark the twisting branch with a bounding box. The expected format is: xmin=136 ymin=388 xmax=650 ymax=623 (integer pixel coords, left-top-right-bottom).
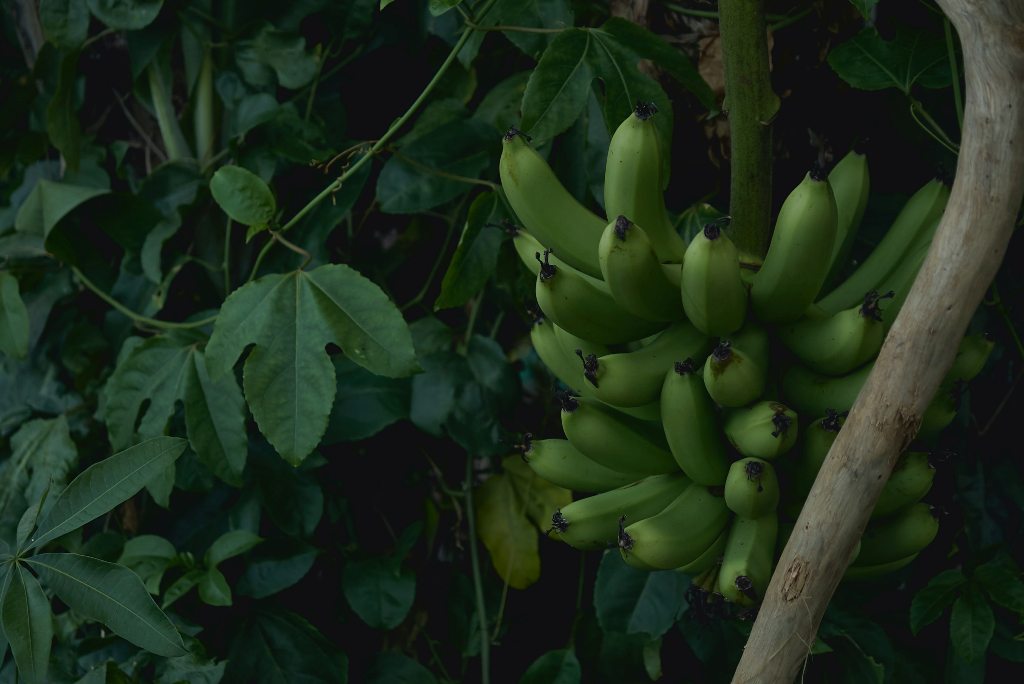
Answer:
xmin=731 ymin=2 xmax=1024 ymax=682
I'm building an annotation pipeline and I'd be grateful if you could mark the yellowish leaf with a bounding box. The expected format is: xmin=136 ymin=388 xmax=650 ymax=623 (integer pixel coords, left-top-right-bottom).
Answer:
xmin=474 ymin=455 xmax=572 ymax=589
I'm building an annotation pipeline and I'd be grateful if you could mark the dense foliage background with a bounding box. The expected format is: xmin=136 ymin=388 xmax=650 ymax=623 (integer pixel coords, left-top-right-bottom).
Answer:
xmin=0 ymin=0 xmax=1022 ymax=682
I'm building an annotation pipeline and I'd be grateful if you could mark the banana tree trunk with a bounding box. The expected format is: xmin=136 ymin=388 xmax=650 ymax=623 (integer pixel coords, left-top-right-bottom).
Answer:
xmin=731 ymin=2 xmax=1024 ymax=682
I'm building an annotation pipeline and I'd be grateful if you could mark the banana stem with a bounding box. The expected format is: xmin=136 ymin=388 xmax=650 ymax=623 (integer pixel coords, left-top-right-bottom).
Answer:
xmin=718 ymin=0 xmax=779 ymax=262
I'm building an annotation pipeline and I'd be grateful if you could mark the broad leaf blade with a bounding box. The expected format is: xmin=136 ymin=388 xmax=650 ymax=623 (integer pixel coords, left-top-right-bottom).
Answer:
xmin=209 ymin=165 xmax=276 ymax=229
xmin=183 ymin=350 xmax=248 ymax=486
xmin=910 ymin=568 xmax=967 ymax=634
xmin=1 ymin=564 xmax=52 ymax=684
xmin=827 ymin=27 xmax=951 ymax=94
xmin=205 ymin=530 xmax=263 ymax=568
xmin=87 ymin=0 xmax=164 ymax=30
xmin=434 ymin=192 xmax=506 ymax=310
xmin=974 ymin=560 xmax=1024 ymax=615
xmin=29 ymin=437 xmax=187 ymax=550
xmin=520 ymin=649 xmax=581 ymax=684
xmin=0 ymin=272 xmax=30 ymax=359
xmin=950 ymin=585 xmax=995 ymax=664
xmin=226 ymin=609 xmax=347 ymax=683
xmin=594 ymin=551 xmax=687 ymax=639
xmin=342 ymin=556 xmax=415 ymax=630
xmin=39 ymin=0 xmax=90 ymax=49
xmin=27 ymin=552 xmax=186 ymax=657
xmin=521 ymin=28 xmax=593 ymax=142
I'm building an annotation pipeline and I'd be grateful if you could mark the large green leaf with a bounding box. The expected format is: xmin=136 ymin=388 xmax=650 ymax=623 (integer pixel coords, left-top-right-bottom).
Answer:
xmin=910 ymin=568 xmax=967 ymax=634
xmin=13 ymin=179 xmax=108 ymax=237
xmin=1 ymin=563 xmax=52 ymax=684
xmin=434 ymin=191 xmax=507 ymax=311
xmin=209 ymin=165 xmax=277 ymax=229
xmin=950 ymin=585 xmax=995 ymax=663
xmin=205 ymin=530 xmax=263 ymax=568
xmin=323 ymin=358 xmax=410 ymax=444
xmin=183 ymin=350 xmax=248 ymax=486
xmin=27 ymin=552 xmax=186 ymax=657
xmin=87 ymin=0 xmax=164 ymax=30
xmin=39 ymin=0 xmax=90 ymax=49
xmin=205 ymin=265 xmax=416 ymax=464
xmin=116 ymin=534 xmax=176 ymax=595
xmin=342 ymin=555 xmax=415 ymax=630
xmin=974 ymin=559 xmax=1024 ymax=615
xmin=520 ymin=28 xmax=593 ymax=143
xmin=495 ymin=0 xmax=573 ymax=59
xmin=235 ymin=25 xmax=319 ymax=90
xmin=236 ymin=539 xmax=317 ymax=599
xmin=827 ymin=27 xmax=952 ymax=94
xmin=28 ymin=437 xmax=187 ymax=550
xmin=226 ymin=609 xmax=347 ymax=683
xmin=0 ymin=272 xmax=29 ymax=359
xmin=593 ymin=551 xmax=687 ymax=639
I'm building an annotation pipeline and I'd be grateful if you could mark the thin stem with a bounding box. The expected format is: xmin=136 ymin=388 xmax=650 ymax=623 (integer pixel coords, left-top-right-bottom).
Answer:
xmin=769 ymin=6 xmax=813 ymax=32
xmin=223 ymin=218 xmax=232 ymax=294
xmin=387 ymin=148 xmax=500 ymax=190
xmin=304 ymin=41 xmax=333 ymax=123
xmin=463 ymin=457 xmax=491 ymax=684
xmin=909 ymin=99 xmax=960 ymax=155
xmin=72 ymin=267 xmax=218 ymax=330
xmin=81 ymin=27 xmax=115 ymax=51
xmin=464 ymin=21 xmax=567 ymax=34
xmin=944 ymin=17 xmax=965 ymax=132
xmin=400 ymin=206 xmax=462 ymax=311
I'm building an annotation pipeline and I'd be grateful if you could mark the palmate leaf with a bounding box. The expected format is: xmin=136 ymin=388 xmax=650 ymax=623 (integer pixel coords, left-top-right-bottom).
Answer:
xmin=26 ymin=552 xmax=186 ymax=657
xmin=1 ymin=563 xmax=52 ymax=684
xmin=205 ymin=264 xmax=417 ymax=465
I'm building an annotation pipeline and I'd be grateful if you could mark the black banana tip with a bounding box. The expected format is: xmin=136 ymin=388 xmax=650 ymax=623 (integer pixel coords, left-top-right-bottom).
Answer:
xmin=614 ymin=215 xmax=631 ymax=240
xmin=675 ymin=358 xmax=698 ymax=375
xmin=712 ymin=340 xmax=733 ymax=361
xmin=821 ymin=409 xmax=844 ymax=432
xmin=516 ymin=433 xmax=533 ymax=460
xmin=809 ymin=161 xmax=828 ymax=182
xmin=860 ymin=290 xmax=894 ymax=321
xmin=617 ymin=516 xmax=634 ymax=551
xmin=770 ymin=410 xmax=792 ymax=438
xmin=551 ymin=510 xmax=569 ymax=533
xmin=536 ymin=249 xmax=557 ymax=280
xmin=503 ymin=127 xmax=530 ymax=142
xmin=744 ymin=459 xmax=764 ymax=481
xmin=703 ymin=223 xmax=722 ymax=241
xmin=555 ymin=390 xmax=579 ymax=413
xmin=634 ymin=101 xmax=658 ymax=120
xmin=575 ymin=349 xmax=600 ymax=387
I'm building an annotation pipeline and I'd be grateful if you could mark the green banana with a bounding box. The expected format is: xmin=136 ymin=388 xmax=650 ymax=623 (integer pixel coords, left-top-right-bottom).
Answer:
xmin=776 ymin=290 xmax=891 ymax=376
xmin=823 ymin=149 xmax=870 ymax=287
xmin=662 ymin=262 xmax=682 ymax=288
xmin=500 ymin=129 xmax=605 ymax=277
xmin=717 ymin=514 xmax=779 ymax=606
xmin=522 ymin=435 xmax=650 ymax=494
xmin=680 ymin=221 xmax=748 ymax=336
xmin=676 ymin=527 xmax=729 ymax=576
xmin=553 ymin=320 xmax=610 ymax=360
xmin=660 ymin=359 xmax=730 ymax=485
xmin=724 ymin=401 xmax=799 ymax=460
xmin=781 ymin=362 xmax=871 ymax=418
xmin=535 ymin=249 xmax=665 ymax=344
xmin=918 ymin=388 xmax=958 ymax=440
xmin=724 ymin=457 xmax=780 ymax=518
xmin=559 ymin=394 xmax=678 ymax=475
xmin=872 ymin=451 xmax=935 ymax=518
xmin=603 ymin=102 xmax=687 ymax=262
xmin=703 ymin=325 xmax=770 ymax=407
xmin=512 ymin=226 xmax=608 ymax=292
xmin=843 ymin=553 xmax=918 ymax=581
xmin=817 ymin=178 xmax=950 ymax=315
xmin=946 ymin=333 xmax=995 ymax=384
xmin=551 ymin=473 xmax=690 ymax=550
xmin=751 ymin=168 xmax=838 ymax=322
xmin=785 ymin=411 xmax=844 ymax=516
xmin=598 ymin=216 xmax=686 ymax=321
xmin=577 ymin=320 xmax=709 ymax=407
xmin=619 ymin=484 xmax=731 ymax=570
xmin=875 ymin=222 xmax=935 ymax=332
xmin=853 ymin=503 xmax=938 ymax=566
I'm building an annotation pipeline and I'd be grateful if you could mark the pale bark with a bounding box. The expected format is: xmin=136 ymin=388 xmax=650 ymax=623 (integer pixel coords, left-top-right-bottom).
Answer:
xmin=731 ymin=1 xmax=1024 ymax=682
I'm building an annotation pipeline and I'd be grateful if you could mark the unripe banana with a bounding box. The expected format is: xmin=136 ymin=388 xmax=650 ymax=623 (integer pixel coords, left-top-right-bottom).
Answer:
xmin=777 ymin=290 xmax=890 ymax=376
xmin=724 ymin=457 xmax=780 ymax=518
xmin=874 ymin=218 xmax=939 ymax=332
xmin=717 ymin=514 xmax=779 ymax=606
xmin=576 ymin=320 xmax=709 ymax=407
xmin=872 ymin=452 xmax=935 ymax=518
xmin=724 ymin=401 xmax=798 ymax=461
xmin=785 ymin=411 xmax=844 ymax=516
xmin=781 ymin=362 xmax=871 ymax=418
xmin=853 ymin=503 xmax=938 ymax=566
xmin=660 ymin=359 xmax=730 ymax=485
xmin=598 ymin=217 xmax=686 ymax=321
xmin=703 ymin=325 xmax=769 ymax=407
xmin=535 ymin=249 xmax=665 ymax=344
xmin=511 ymin=227 xmax=608 ymax=292
xmin=946 ymin=333 xmax=995 ymax=384
xmin=751 ymin=168 xmax=838 ymax=322
xmin=551 ymin=473 xmax=690 ymax=550
xmin=817 ymin=178 xmax=950 ymax=315
xmin=918 ymin=388 xmax=958 ymax=440
xmin=521 ymin=435 xmax=650 ymax=494
xmin=843 ymin=553 xmax=918 ymax=581
xmin=559 ymin=394 xmax=678 ymax=475
xmin=619 ymin=484 xmax=731 ymax=570
xmin=680 ymin=221 xmax=748 ymax=336
xmin=604 ymin=103 xmax=687 ymax=262
xmin=823 ymin=149 xmax=870 ymax=287
xmin=676 ymin=527 xmax=729 ymax=576
xmin=499 ymin=129 xmax=605 ymax=277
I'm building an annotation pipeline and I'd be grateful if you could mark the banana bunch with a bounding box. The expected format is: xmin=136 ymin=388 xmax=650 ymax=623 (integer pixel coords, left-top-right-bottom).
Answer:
xmin=501 ymin=104 xmax=990 ymax=606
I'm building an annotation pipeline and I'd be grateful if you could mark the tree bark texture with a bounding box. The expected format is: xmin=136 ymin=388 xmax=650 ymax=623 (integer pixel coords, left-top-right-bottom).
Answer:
xmin=731 ymin=1 xmax=1024 ymax=682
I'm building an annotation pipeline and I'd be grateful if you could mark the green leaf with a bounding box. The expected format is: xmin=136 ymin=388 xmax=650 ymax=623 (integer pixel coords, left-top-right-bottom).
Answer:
xmin=520 ymin=649 xmax=581 ymax=684
xmin=474 ymin=71 xmax=532 ymax=133
xmin=950 ymin=586 xmax=995 ymax=664
xmin=198 ymin=567 xmax=232 ymax=606
xmin=47 ymin=51 xmax=83 ymax=170
xmin=435 ymin=192 xmax=506 ymax=310
xmin=117 ymin=534 xmax=176 ymax=595
xmin=226 ymin=609 xmax=347 ymax=683
xmin=3 ymin=416 xmax=77 ymax=535
xmin=251 ymin=444 xmax=324 ymax=537
xmin=161 ymin=568 xmax=204 ymax=609
xmin=156 ymin=653 xmax=227 ymax=684
xmin=974 ymin=560 xmax=1024 ymax=615
xmin=520 ymin=29 xmax=593 ymax=142
xmin=205 ymin=265 xmax=417 ymax=465
xmin=598 ymin=19 xmax=717 ymax=112
xmin=236 ymin=539 xmax=318 ymax=599
xmin=28 ymin=437 xmax=187 ymax=550
xmin=87 ymin=0 xmax=164 ymax=30
xmin=1 ymin=563 xmax=52 ymax=684
xmin=0 ymin=272 xmax=30 ymax=359
xmin=827 ymin=27 xmax=952 ymax=94
xmin=14 ymin=180 xmax=108 ymax=237
xmin=593 ymin=551 xmax=687 ymax=639
xmin=39 ymin=0 xmax=90 ymax=49
xmin=375 ymin=119 xmax=496 ymax=214
xmin=323 ymin=357 xmax=410 ymax=444
xmin=342 ymin=555 xmax=415 ymax=630
xmin=183 ymin=350 xmax=248 ymax=486
xmin=428 ymin=0 xmax=462 ymax=16
xmin=911 ymin=569 xmax=967 ymax=634
xmin=495 ymin=0 xmax=573 ymax=59
xmin=27 ymin=552 xmax=186 ymax=656
xmin=209 ymin=165 xmax=277 ymax=229
xmin=989 ymin=620 xmax=1024 ymax=663
xmin=850 ymin=0 xmax=878 ymax=20
xmin=205 ymin=530 xmax=263 ymax=568
xmin=367 ymin=652 xmax=437 ymax=683
xmin=235 ymin=25 xmax=319 ymax=89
